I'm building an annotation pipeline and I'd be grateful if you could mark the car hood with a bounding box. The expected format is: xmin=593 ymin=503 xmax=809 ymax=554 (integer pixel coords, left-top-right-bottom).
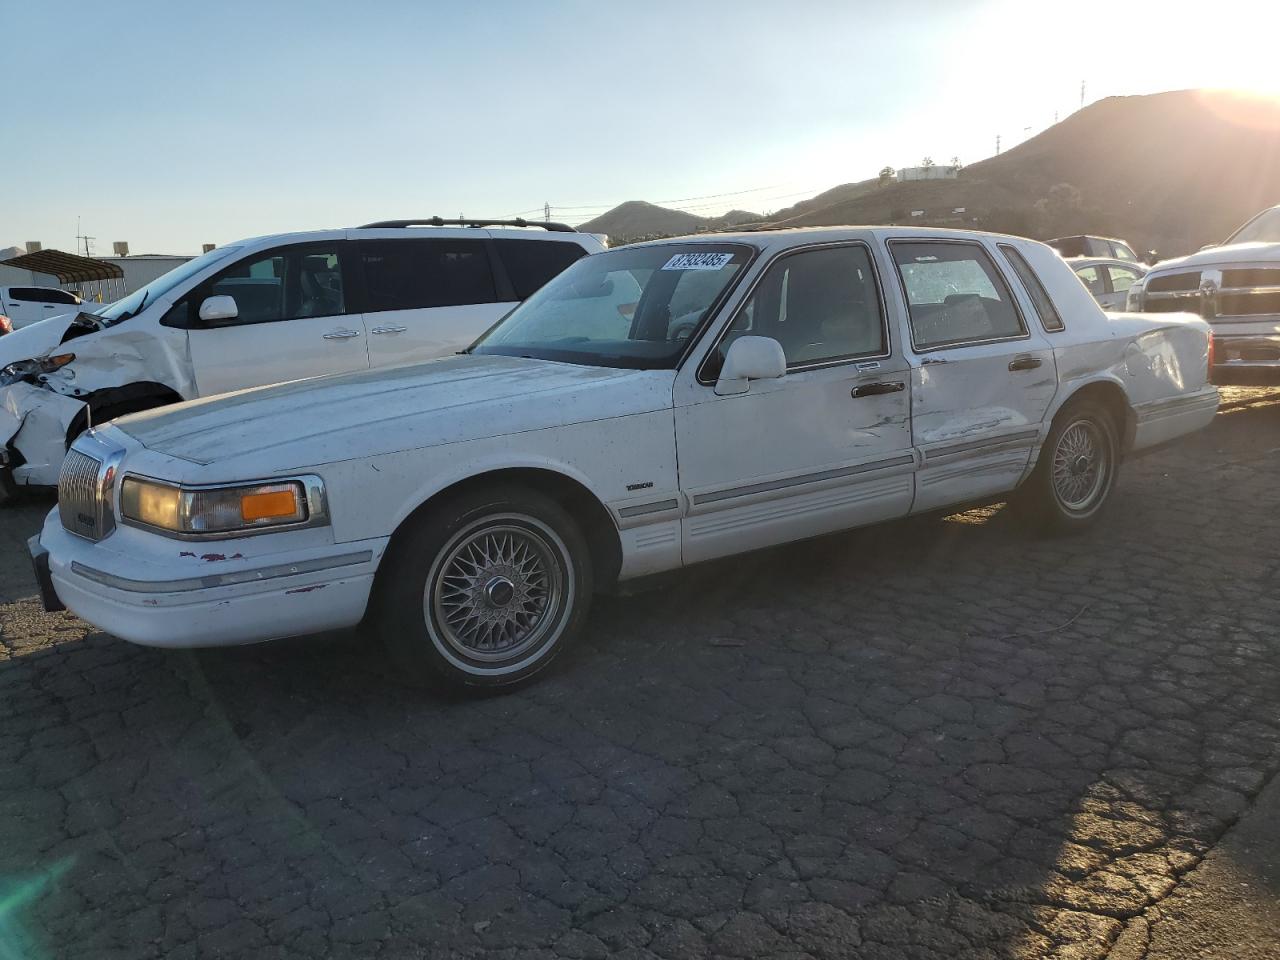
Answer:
xmin=1149 ymin=241 xmax=1280 ymax=274
xmin=114 ymin=354 xmax=676 ymax=469
xmin=0 ymin=313 xmax=79 ymax=364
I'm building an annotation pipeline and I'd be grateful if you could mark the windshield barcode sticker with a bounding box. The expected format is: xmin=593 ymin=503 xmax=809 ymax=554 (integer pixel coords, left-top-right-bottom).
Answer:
xmin=662 ymin=252 xmax=734 ymax=271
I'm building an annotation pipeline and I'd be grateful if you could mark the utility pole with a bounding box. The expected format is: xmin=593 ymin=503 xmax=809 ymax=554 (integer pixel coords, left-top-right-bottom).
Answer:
xmin=1080 ymin=80 xmax=1086 ymax=108
xmin=995 ymin=134 xmax=1001 ymax=155
xmin=75 ymin=217 xmax=95 ymax=258
xmin=544 ymin=201 xmax=551 ymax=223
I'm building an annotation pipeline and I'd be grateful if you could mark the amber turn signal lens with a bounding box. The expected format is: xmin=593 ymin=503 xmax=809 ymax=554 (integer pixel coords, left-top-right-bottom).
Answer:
xmin=240 ymin=489 xmax=301 ymax=523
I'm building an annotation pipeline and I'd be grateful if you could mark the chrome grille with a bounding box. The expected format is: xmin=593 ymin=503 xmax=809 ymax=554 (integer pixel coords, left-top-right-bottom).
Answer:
xmin=58 ymin=449 xmax=108 ymax=541
xmin=1147 ymin=271 xmax=1201 ymax=293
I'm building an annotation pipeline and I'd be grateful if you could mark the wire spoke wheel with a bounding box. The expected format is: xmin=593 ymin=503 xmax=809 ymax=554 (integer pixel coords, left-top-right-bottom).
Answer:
xmin=426 ymin=517 xmax=569 ymax=666
xmin=1051 ymin=418 xmax=1110 ymax=513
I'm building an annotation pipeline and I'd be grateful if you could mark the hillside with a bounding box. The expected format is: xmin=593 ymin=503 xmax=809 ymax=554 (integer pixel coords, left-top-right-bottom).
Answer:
xmin=577 ymin=200 xmax=761 ymax=241
xmin=584 ymin=91 xmax=1280 ymax=256
xmin=774 ymin=90 xmax=1280 ymax=256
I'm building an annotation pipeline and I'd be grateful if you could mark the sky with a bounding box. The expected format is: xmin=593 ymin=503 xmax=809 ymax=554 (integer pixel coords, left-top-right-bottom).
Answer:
xmin=4 ymin=0 xmax=1280 ymax=254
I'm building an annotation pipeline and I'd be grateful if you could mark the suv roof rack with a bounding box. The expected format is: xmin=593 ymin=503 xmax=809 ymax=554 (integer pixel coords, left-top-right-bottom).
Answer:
xmin=357 ymin=217 xmax=576 ymax=233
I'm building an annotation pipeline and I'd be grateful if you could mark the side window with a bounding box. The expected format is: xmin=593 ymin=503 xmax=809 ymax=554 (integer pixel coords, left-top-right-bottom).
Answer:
xmin=891 ymin=242 xmax=1025 ymax=349
xmin=196 ymin=247 xmax=346 ymax=325
xmin=1107 ymin=265 xmax=1142 ymax=296
xmin=1074 ymin=265 xmax=1105 ymax=297
xmin=8 ymin=287 xmax=79 ymax=304
xmin=361 ymin=239 xmax=496 ymax=312
xmin=999 ymin=244 xmax=1065 ymax=332
xmin=1110 ymin=242 xmax=1138 ymax=262
xmin=495 ymin=239 xmax=588 ymax=299
xmin=1086 ymin=238 xmax=1110 ymax=257
xmin=734 ymin=245 xmax=885 ymax=367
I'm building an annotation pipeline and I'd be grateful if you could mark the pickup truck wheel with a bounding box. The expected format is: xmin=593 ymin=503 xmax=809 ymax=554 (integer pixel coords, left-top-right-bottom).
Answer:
xmin=378 ymin=486 xmax=592 ymax=692
xmin=1016 ymin=400 xmax=1119 ymax=534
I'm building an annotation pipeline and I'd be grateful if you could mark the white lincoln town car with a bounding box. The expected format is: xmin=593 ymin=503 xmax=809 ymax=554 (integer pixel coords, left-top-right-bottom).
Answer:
xmin=30 ymin=227 xmax=1218 ymax=690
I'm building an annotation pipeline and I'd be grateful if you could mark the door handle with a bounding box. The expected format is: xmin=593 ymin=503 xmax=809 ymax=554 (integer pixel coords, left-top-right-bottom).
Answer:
xmin=371 ymin=324 xmax=408 ymax=335
xmin=851 ymin=381 xmax=906 ymax=398
xmin=1008 ymin=356 xmax=1042 ymax=371
xmin=322 ymin=329 xmax=362 ymax=340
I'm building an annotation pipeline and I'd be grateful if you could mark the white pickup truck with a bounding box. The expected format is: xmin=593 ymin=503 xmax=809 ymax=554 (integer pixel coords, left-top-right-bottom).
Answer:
xmin=1128 ymin=204 xmax=1280 ymax=380
xmin=0 ymin=285 xmax=85 ymax=330
xmin=32 ymin=227 xmax=1217 ymax=692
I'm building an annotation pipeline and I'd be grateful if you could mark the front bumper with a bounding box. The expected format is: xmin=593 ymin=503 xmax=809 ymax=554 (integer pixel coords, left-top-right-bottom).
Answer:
xmin=1 ymin=381 xmax=86 ymax=487
xmin=35 ymin=509 xmax=389 ymax=647
xmin=1211 ymin=332 xmax=1280 ymax=382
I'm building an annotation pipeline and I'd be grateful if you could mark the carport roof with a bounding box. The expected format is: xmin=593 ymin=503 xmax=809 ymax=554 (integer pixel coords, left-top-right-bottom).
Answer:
xmin=0 ymin=248 xmax=124 ymax=283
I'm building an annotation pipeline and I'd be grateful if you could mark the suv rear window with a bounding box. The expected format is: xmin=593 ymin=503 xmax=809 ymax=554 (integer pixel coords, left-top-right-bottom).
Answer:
xmin=495 ymin=239 xmax=588 ymax=299
xmin=360 ymin=240 xmax=497 ymax=311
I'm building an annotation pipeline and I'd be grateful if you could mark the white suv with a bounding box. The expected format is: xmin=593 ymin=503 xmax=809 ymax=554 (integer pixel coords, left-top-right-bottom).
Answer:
xmin=0 ymin=219 xmax=605 ymax=497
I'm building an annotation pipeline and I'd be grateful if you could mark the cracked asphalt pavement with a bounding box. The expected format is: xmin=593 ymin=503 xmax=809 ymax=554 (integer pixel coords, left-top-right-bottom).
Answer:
xmin=3 ymin=390 xmax=1280 ymax=959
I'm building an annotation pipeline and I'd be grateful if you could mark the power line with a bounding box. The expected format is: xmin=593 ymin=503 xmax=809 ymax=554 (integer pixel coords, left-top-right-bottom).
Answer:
xmin=506 ymin=182 xmax=804 ymax=220
xmin=514 ymin=186 xmax=825 ymax=223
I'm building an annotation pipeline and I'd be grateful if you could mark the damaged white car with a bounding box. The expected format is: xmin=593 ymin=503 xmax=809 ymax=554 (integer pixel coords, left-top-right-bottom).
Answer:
xmin=0 ymin=219 xmax=604 ymax=501
xmin=32 ymin=227 xmax=1218 ymax=692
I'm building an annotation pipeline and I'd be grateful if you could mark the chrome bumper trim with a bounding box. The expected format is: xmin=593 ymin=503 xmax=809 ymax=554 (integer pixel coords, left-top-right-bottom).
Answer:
xmin=68 ymin=550 xmax=374 ymax=594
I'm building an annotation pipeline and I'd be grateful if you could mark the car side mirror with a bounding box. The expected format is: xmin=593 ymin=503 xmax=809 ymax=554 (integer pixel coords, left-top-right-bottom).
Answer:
xmin=198 ymin=294 xmax=239 ymax=324
xmin=715 ymin=336 xmax=787 ymax=396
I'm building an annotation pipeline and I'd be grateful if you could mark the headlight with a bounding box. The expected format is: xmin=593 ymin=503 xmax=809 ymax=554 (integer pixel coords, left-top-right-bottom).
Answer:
xmin=0 ymin=353 xmax=75 ymax=387
xmin=120 ymin=476 xmax=324 ymax=537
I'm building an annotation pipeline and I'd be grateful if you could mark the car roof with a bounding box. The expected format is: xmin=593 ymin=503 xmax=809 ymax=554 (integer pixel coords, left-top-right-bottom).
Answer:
xmin=626 ymin=225 xmax=1049 ymax=254
xmin=1051 ymin=234 xmax=1131 ymax=245
xmin=229 ymin=226 xmax=592 ymax=248
xmin=1064 ymin=256 xmax=1147 ymax=270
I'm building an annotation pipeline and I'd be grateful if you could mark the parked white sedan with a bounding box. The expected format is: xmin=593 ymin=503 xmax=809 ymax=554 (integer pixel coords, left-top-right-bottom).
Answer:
xmin=31 ymin=227 xmax=1218 ymax=691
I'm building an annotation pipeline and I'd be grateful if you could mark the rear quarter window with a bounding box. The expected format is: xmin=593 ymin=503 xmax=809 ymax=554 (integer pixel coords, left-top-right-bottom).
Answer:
xmin=495 ymin=239 xmax=589 ymax=299
xmin=999 ymin=244 xmax=1065 ymax=332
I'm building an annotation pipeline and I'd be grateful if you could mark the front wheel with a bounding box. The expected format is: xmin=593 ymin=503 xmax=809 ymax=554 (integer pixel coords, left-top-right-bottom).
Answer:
xmin=376 ymin=486 xmax=593 ymax=692
xmin=1014 ymin=400 xmax=1119 ymax=534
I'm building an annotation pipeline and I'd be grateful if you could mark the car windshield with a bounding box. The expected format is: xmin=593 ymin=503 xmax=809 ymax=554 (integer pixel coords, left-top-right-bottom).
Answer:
xmin=1226 ymin=208 xmax=1280 ymax=245
xmin=97 ymin=245 xmax=242 ymax=326
xmin=471 ymin=242 xmax=753 ymax=369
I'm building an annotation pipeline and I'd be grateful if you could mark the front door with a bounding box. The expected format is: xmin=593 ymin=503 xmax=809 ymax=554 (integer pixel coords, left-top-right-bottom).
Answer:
xmin=887 ymin=238 xmax=1056 ymax=513
xmin=675 ymin=243 xmax=916 ymax=565
xmin=184 ymin=243 xmax=370 ymax=396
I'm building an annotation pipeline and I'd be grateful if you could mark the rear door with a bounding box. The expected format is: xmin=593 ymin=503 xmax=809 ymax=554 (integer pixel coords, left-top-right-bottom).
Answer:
xmin=888 ymin=238 xmax=1056 ymax=513
xmin=355 ymin=232 xmax=512 ymax=369
xmin=180 ymin=242 xmax=370 ymax=396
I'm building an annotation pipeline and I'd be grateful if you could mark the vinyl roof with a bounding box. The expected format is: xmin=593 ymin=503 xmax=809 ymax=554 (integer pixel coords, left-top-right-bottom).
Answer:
xmin=0 ymin=248 xmax=124 ymax=283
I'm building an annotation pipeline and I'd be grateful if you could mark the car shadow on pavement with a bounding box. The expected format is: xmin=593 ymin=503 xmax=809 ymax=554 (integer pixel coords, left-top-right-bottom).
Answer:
xmin=3 ymin=402 xmax=1280 ymax=958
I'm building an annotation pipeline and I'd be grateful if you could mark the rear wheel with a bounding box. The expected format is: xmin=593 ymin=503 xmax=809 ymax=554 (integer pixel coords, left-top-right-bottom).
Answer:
xmin=377 ymin=485 xmax=593 ymax=692
xmin=1015 ymin=399 xmax=1119 ymax=534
